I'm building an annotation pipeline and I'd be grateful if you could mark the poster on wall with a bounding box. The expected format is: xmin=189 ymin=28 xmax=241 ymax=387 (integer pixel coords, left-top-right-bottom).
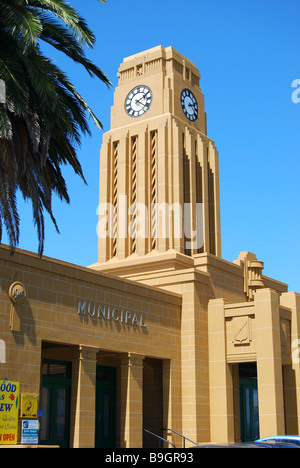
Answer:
xmin=0 ymin=380 xmax=20 ymax=445
xmin=21 ymin=420 xmax=39 ymax=445
xmin=21 ymin=394 xmax=38 ymax=419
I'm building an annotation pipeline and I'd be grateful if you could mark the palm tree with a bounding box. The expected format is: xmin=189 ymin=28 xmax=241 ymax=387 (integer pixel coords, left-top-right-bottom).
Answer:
xmin=0 ymin=0 xmax=111 ymax=255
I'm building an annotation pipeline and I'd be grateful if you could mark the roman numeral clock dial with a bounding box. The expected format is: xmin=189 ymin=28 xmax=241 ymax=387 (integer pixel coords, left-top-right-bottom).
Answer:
xmin=181 ymin=88 xmax=199 ymax=122
xmin=125 ymin=85 xmax=153 ymax=118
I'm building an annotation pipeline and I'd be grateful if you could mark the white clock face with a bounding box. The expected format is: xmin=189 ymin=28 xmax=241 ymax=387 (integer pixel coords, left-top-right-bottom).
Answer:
xmin=181 ymin=89 xmax=198 ymax=122
xmin=125 ymin=85 xmax=153 ymax=118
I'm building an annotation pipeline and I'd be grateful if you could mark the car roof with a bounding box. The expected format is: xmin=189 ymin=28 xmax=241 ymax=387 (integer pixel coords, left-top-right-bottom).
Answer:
xmin=193 ymin=443 xmax=269 ymax=448
xmin=258 ymin=435 xmax=300 ymax=440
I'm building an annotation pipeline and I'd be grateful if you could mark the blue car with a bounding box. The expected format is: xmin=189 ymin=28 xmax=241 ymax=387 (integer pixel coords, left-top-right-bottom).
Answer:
xmin=256 ymin=436 xmax=300 ymax=447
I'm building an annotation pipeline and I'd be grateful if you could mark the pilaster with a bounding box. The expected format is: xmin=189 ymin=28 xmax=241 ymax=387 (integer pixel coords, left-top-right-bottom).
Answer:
xmin=255 ymin=289 xmax=285 ymax=437
xmin=120 ymin=353 xmax=145 ymax=448
xmin=208 ymin=298 xmax=235 ymax=443
xmin=280 ymin=292 xmax=300 ymax=434
xmin=71 ymin=345 xmax=99 ymax=448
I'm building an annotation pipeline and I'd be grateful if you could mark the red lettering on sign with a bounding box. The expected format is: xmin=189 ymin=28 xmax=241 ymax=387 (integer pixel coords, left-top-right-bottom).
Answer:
xmin=3 ymin=434 xmax=15 ymax=441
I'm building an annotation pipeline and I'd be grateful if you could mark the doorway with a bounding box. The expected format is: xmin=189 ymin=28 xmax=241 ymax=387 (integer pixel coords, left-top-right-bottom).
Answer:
xmin=239 ymin=363 xmax=259 ymax=442
xmin=40 ymin=359 xmax=71 ymax=448
xmin=95 ymin=366 xmax=116 ymax=448
xmin=143 ymin=358 xmax=163 ymax=448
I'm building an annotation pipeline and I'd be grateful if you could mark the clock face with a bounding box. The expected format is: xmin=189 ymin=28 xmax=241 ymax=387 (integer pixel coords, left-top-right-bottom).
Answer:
xmin=181 ymin=89 xmax=198 ymax=122
xmin=125 ymin=85 xmax=153 ymax=118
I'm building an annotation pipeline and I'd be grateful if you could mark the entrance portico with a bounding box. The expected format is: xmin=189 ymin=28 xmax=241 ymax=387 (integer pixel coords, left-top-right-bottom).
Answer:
xmin=70 ymin=346 xmax=147 ymax=449
xmin=208 ymin=288 xmax=300 ymax=443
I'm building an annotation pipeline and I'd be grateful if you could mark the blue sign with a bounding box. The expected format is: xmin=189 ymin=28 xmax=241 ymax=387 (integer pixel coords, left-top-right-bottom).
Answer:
xmin=21 ymin=420 xmax=39 ymax=445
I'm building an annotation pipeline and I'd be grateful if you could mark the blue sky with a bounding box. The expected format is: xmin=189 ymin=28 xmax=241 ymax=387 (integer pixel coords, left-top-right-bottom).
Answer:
xmin=4 ymin=0 xmax=300 ymax=292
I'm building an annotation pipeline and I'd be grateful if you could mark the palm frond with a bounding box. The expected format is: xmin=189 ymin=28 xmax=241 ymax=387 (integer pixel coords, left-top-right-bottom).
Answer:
xmin=0 ymin=105 xmax=13 ymax=139
xmin=39 ymin=16 xmax=111 ymax=86
xmin=0 ymin=53 xmax=29 ymax=113
xmin=27 ymin=0 xmax=96 ymax=47
xmin=0 ymin=0 xmax=110 ymax=255
xmin=0 ymin=2 xmax=42 ymax=50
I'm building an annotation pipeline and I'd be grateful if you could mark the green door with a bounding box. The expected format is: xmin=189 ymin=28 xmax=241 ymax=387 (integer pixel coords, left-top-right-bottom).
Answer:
xmin=240 ymin=377 xmax=259 ymax=442
xmin=40 ymin=360 xmax=71 ymax=448
xmin=95 ymin=366 xmax=116 ymax=448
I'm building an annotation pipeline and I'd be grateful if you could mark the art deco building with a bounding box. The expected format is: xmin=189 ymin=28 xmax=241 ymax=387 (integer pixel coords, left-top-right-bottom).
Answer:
xmin=0 ymin=46 xmax=299 ymax=448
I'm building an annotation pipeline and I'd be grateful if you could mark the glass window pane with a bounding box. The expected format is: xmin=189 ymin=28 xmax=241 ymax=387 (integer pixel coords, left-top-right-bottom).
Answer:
xmin=245 ymin=388 xmax=251 ymax=440
xmin=103 ymin=392 xmax=111 ymax=441
xmin=253 ymin=389 xmax=259 ymax=440
xmin=56 ymin=388 xmax=66 ymax=440
xmin=43 ymin=363 xmax=68 ymax=377
xmin=40 ymin=387 xmax=51 ymax=441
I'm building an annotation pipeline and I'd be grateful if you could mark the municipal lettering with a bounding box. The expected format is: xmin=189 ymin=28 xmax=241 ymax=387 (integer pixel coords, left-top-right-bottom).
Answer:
xmin=77 ymin=300 xmax=146 ymax=328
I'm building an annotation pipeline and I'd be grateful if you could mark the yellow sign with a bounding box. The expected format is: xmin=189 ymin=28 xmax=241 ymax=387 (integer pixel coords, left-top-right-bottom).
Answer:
xmin=0 ymin=380 xmax=19 ymax=445
xmin=21 ymin=394 xmax=38 ymax=419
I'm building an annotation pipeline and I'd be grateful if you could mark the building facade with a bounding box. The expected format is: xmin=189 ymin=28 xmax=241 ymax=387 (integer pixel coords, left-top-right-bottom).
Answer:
xmin=0 ymin=46 xmax=299 ymax=448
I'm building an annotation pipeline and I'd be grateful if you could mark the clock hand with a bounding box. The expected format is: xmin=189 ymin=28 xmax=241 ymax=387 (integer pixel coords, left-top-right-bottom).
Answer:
xmin=134 ymin=95 xmax=148 ymax=110
xmin=135 ymin=94 xmax=148 ymax=105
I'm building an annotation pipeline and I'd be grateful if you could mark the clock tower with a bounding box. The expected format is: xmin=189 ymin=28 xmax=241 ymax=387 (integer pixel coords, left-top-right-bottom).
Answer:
xmin=95 ymin=46 xmax=221 ymax=264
